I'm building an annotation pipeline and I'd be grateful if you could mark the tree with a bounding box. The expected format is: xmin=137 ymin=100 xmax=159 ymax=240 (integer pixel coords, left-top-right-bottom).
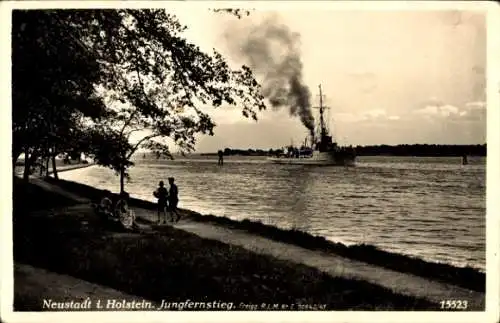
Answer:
xmin=68 ymin=9 xmax=266 ymax=193
xmin=12 ymin=9 xmax=266 ymax=192
xmin=12 ymin=10 xmax=108 ymax=180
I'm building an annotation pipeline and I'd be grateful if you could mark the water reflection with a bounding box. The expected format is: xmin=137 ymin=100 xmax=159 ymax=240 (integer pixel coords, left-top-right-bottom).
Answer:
xmin=267 ymin=165 xmax=317 ymax=230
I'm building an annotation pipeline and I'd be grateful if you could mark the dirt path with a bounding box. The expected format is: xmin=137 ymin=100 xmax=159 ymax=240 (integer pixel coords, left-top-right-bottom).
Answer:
xmin=29 ymin=177 xmax=90 ymax=204
xmin=47 ymin=163 xmax=95 ymax=175
xmin=16 ymin=164 xmax=95 ymax=204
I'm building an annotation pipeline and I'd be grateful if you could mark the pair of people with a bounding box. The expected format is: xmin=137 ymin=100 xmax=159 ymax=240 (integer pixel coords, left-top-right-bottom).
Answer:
xmin=96 ymin=190 xmax=135 ymax=229
xmin=155 ymin=177 xmax=180 ymax=224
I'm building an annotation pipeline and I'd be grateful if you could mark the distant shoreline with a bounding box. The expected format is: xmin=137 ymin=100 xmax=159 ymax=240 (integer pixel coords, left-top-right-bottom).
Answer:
xmin=43 ymin=176 xmax=485 ymax=293
xmin=199 ymin=153 xmax=487 ymax=157
xmin=188 ymin=144 xmax=486 ymax=158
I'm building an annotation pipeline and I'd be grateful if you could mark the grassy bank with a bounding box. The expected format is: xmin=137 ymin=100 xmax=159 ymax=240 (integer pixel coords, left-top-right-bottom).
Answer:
xmin=13 ymin=179 xmax=436 ymax=310
xmin=13 ymin=177 xmax=78 ymax=213
xmin=42 ymin=177 xmax=486 ymax=293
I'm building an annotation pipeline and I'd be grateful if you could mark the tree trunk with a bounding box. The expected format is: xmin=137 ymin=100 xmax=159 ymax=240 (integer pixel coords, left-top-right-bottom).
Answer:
xmin=45 ymin=157 xmax=50 ymax=177
xmin=23 ymin=161 xmax=30 ymax=181
xmin=39 ymin=159 xmax=44 ymax=176
xmin=23 ymin=150 xmax=40 ymax=181
xmin=51 ymin=153 xmax=59 ymax=180
xmin=12 ymin=151 xmax=22 ymax=171
xmin=120 ymin=166 xmax=125 ymax=193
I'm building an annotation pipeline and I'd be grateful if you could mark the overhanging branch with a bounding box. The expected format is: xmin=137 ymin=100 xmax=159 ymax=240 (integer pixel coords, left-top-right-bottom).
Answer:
xmin=126 ymin=133 xmax=159 ymax=159
xmin=126 ymin=127 xmax=149 ymax=140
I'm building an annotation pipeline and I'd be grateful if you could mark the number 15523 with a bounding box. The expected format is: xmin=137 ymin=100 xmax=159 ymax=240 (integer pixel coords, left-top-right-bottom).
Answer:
xmin=440 ymin=300 xmax=468 ymax=310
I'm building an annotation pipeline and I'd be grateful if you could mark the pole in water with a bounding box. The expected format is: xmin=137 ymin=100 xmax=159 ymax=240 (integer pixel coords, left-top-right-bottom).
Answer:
xmin=462 ymin=154 xmax=468 ymax=165
xmin=217 ymin=150 xmax=224 ymax=166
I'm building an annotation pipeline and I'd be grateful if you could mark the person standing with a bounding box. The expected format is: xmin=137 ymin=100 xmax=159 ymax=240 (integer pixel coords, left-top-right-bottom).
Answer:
xmin=168 ymin=177 xmax=180 ymax=222
xmin=154 ymin=181 xmax=169 ymax=224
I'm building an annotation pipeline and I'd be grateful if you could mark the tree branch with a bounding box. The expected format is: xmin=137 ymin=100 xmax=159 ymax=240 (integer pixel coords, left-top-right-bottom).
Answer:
xmin=119 ymin=72 xmax=142 ymax=137
xmin=126 ymin=133 xmax=160 ymax=159
xmin=126 ymin=127 xmax=149 ymax=140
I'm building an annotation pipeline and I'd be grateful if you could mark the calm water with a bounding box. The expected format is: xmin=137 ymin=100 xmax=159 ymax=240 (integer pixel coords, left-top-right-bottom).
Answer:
xmin=60 ymin=156 xmax=486 ymax=271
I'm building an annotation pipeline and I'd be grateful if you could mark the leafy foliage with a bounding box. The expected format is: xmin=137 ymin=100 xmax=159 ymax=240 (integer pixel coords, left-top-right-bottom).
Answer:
xmin=71 ymin=9 xmax=265 ymax=190
xmin=12 ymin=10 xmax=108 ymax=175
xmin=83 ymin=126 xmax=134 ymax=181
xmin=12 ymin=9 xmax=266 ymax=190
xmin=82 ymin=9 xmax=265 ymax=149
xmin=212 ymin=8 xmax=253 ymax=19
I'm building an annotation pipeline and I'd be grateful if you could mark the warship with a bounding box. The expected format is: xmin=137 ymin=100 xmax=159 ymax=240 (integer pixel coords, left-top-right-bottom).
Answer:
xmin=267 ymin=85 xmax=356 ymax=166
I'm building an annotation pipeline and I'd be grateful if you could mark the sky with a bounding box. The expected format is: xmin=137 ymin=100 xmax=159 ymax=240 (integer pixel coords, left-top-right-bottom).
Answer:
xmin=145 ymin=8 xmax=487 ymax=152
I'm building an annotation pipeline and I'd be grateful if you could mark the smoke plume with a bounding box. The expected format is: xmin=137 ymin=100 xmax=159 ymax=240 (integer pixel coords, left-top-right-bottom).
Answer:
xmin=224 ymin=16 xmax=315 ymax=137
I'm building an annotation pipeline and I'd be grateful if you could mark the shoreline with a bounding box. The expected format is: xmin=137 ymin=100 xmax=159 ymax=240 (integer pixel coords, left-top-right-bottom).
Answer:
xmin=43 ymin=176 xmax=485 ymax=292
xmin=13 ymin=178 xmax=439 ymax=310
xmin=48 ymin=163 xmax=95 ymax=174
xmin=14 ymin=162 xmax=94 ymax=177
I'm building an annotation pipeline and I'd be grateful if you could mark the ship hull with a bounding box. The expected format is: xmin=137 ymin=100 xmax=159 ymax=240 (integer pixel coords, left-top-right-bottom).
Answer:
xmin=267 ymin=151 xmax=356 ymax=166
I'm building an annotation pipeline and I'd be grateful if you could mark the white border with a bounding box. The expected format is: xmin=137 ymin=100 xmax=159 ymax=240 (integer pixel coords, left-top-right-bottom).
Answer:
xmin=1 ymin=1 xmax=499 ymax=323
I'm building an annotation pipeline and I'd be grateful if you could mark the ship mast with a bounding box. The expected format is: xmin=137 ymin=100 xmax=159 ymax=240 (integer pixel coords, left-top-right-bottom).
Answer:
xmin=313 ymin=84 xmax=329 ymax=140
xmin=318 ymin=85 xmax=327 ymax=138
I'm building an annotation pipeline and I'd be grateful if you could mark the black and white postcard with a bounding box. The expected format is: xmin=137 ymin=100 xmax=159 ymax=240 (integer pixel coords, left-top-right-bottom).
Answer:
xmin=2 ymin=1 xmax=499 ymax=323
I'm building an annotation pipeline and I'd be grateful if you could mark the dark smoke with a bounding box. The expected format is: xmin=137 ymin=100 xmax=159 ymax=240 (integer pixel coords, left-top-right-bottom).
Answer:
xmin=224 ymin=16 xmax=315 ymax=137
